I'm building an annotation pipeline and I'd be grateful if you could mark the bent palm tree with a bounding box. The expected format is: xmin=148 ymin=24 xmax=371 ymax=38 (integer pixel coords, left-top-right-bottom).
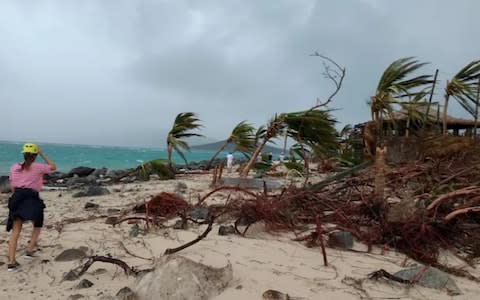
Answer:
xmin=400 ymin=92 xmax=432 ymax=137
xmin=240 ymin=115 xmax=285 ymax=177
xmin=442 ymin=60 xmax=480 ymax=135
xmin=166 ymin=112 xmax=203 ymax=170
xmin=371 ymin=57 xmax=433 ymax=143
xmin=239 ymin=110 xmax=338 ymax=177
xmin=206 ymin=121 xmax=255 ymax=169
xmin=370 ymin=57 xmax=432 ymax=211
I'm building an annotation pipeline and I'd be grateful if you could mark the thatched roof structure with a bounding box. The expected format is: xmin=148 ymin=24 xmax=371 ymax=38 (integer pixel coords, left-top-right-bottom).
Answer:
xmin=386 ymin=106 xmax=477 ymax=129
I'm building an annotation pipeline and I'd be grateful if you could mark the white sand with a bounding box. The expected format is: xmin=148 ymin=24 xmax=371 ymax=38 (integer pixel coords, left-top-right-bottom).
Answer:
xmin=0 ymin=173 xmax=479 ymax=300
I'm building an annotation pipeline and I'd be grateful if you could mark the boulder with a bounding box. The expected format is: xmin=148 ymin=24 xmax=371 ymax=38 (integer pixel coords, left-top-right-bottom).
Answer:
xmin=55 ymin=248 xmax=87 ymax=262
xmin=116 ymin=287 xmax=137 ymax=300
xmin=72 ymin=186 xmax=110 ymax=198
xmin=76 ymin=279 xmax=94 ymax=289
xmin=328 ymin=231 xmax=354 ymax=249
xmin=218 ymin=225 xmax=236 ymax=236
xmin=91 ymin=167 xmax=108 ymax=177
xmin=394 ymin=266 xmax=461 ymax=295
xmin=68 ymin=167 xmax=96 ymax=177
xmin=0 ymin=176 xmax=10 ymax=193
xmin=134 ymin=255 xmax=232 ymax=300
xmin=190 ymin=207 xmax=210 ymax=220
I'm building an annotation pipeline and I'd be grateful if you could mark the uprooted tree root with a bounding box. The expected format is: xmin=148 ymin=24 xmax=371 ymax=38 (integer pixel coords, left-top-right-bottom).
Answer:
xmin=89 ymin=147 xmax=480 ymax=282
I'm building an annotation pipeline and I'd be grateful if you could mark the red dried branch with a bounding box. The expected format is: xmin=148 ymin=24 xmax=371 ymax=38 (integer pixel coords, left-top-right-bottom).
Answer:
xmin=197 ymin=185 xmax=259 ymax=205
xmin=444 ymin=206 xmax=480 ymax=222
xmin=426 ymin=186 xmax=480 ymax=210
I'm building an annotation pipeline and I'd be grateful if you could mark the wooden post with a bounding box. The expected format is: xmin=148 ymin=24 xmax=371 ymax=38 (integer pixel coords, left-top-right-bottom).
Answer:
xmin=425 ymin=69 xmax=439 ymax=124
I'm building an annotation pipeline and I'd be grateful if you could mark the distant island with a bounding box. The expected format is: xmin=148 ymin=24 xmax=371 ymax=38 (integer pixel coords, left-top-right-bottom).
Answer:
xmin=190 ymin=140 xmax=284 ymax=154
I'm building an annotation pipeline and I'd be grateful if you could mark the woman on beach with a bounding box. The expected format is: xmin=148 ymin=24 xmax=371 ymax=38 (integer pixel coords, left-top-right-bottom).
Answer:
xmin=6 ymin=143 xmax=56 ymax=271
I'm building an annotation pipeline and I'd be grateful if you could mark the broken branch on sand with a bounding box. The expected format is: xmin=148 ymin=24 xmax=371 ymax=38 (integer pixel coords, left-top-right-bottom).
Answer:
xmin=73 ymin=255 xmax=153 ymax=278
xmin=164 ymin=216 xmax=215 ymax=255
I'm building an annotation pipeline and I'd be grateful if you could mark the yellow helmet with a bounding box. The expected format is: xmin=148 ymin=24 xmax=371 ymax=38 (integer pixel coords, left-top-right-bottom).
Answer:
xmin=22 ymin=143 xmax=39 ymax=154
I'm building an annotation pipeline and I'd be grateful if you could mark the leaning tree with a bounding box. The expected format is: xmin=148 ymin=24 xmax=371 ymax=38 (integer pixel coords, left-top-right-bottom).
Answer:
xmin=166 ymin=112 xmax=203 ymax=170
xmin=239 ymin=54 xmax=345 ymax=177
xmin=206 ymin=121 xmax=255 ymax=169
xmin=442 ymin=60 xmax=480 ymax=135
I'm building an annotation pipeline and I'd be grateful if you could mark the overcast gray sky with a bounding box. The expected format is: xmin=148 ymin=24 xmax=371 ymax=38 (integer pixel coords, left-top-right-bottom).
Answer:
xmin=1 ymin=0 xmax=479 ymax=147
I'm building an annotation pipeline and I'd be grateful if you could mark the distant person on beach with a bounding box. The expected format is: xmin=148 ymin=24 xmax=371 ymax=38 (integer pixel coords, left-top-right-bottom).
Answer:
xmin=6 ymin=143 xmax=56 ymax=271
xmin=226 ymin=152 xmax=234 ymax=172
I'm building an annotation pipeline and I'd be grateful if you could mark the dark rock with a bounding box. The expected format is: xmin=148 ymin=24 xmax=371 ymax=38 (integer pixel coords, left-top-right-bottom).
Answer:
xmin=84 ymin=202 xmax=99 ymax=210
xmin=394 ymin=266 xmax=461 ymax=295
xmin=68 ymin=167 xmax=95 ymax=177
xmin=72 ymin=186 xmax=110 ymax=198
xmin=55 ymin=248 xmax=87 ymax=262
xmin=44 ymin=171 xmax=66 ymax=181
xmin=235 ymin=216 xmax=255 ymax=227
xmin=106 ymin=169 xmax=123 ymax=178
xmin=221 ymin=177 xmax=282 ymax=190
xmin=173 ymin=219 xmax=188 ymax=230
xmin=0 ymin=218 xmax=7 ymax=226
xmin=76 ymin=279 xmax=94 ymax=289
xmin=328 ymin=231 xmax=354 ymax=249
xmin=129 ymin=224 xmax=140 ymax=237
xmin=105 ymin=216 xmax=118 ymax=225
xmin=116 ymin=287 xmax=137 ymax=300
xmin=190 ymin=207 xmax=210 ymax=220
xmin=0 ymin=176 xmax=10 ymax=193
xmin=107 ymin=208 xmax=121 ymax=214
xmin=63 ymin=270 xmax=80 ymax=281
xmin=218 ymin=225 xmax=236 ymax=236
xmin=91 ymin=167 xmax=108 ymax=177
xmin=67 ymin=175 xmax=91 ymax=186
xmin=67 ymin=294 xmax=84 ymax=300
xmin=174 ymin=182 xmax=188 ymax=194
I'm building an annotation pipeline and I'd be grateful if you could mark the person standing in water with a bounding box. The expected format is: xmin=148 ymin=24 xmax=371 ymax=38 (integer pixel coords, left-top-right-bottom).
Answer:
xmin=7 ymin=143 xmax=56 ymax=271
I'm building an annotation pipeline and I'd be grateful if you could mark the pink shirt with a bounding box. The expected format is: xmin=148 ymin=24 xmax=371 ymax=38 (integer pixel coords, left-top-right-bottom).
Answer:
xmin=9 ymin=162 xmax=52 ymax=192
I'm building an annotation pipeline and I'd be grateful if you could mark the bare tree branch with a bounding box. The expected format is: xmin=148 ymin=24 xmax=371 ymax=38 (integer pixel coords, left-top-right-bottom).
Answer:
xmin=164 ymin=216 xmax=215 ymax=255
xmin=310 ymin=52 xmax=346 ymax=109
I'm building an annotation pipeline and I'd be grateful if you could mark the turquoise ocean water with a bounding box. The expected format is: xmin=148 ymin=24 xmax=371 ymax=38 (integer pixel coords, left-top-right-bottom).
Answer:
xmin=0 ymin=141 xmax=224 ymax=175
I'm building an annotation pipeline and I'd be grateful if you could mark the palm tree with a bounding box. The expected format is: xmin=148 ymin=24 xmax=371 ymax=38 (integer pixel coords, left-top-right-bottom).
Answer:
xmin=206 ymin=121 xmax=255 ymax=169
xmin=166 ymin=112 xmax=203 ymax=170
xmin=240 ymin=114 xmax=285 ymax=177
xmin=399 ymin=92 xmax=432 ymax=137
xmin=371 ymin=57 xmax=434 ymax=143
xmin=442 ymin=60 xmax=480 ymax=135
xmin=239 ymin=110 xmax=338 ymax=177
xmin=370 ymin=57 xmax=432 ymax=211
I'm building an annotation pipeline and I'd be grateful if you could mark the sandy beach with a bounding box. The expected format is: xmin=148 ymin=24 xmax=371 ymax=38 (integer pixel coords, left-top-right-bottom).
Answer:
xmin=0 ymin=171 xmax=477 ymax=300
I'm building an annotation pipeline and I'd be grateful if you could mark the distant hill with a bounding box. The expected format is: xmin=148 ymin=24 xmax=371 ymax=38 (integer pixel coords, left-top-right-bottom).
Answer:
xmin=191 ymin=140 xmax=284 ymax=154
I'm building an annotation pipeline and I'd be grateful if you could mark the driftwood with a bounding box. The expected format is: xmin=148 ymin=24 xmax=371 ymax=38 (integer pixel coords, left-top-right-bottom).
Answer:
xmin=72 ymin=255 xmax=153 ymax=278
xmin=164 ymin=216 xmax=215 ymax=255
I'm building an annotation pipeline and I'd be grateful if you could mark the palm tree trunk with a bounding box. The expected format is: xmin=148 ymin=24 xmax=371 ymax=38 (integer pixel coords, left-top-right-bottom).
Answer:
xmin=474 ymin=77 xmax=480 ymax=141
xmin=167 ymin=143 xmax=173 ymax=170
xmin=206 ymin=142 xmax=228 ymax=170
xmin=240 ymin=138 xmax=269 ymax=177
xmin=424 ymin=69 xmax=439 ymax=124
xmin=374 ymin=146 xmax=386 ymax=217
xmin=443 ymin=93 xmax=450 ymax=135
xmin=406 ymin=117 xmax=410 ymax=138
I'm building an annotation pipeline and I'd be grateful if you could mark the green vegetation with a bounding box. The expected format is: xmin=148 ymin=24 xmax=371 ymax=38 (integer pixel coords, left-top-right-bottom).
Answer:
xmin=166 ymin=112 xmax=203 ymax=170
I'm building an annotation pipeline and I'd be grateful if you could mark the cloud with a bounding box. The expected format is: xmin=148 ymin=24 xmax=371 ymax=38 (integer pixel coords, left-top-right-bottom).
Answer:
xmin=0 ymin=0 xmax=479 ymax=147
